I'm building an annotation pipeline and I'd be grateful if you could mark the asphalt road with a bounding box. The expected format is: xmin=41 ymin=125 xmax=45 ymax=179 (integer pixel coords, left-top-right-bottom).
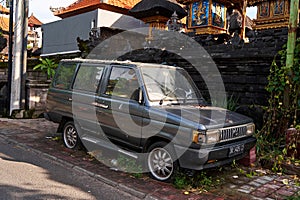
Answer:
xmin=0 ymin=137 xmax=140 ymax=200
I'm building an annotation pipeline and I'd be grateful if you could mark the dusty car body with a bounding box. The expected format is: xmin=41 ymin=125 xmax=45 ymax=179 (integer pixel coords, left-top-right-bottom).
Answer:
xmin=45 ymin=58 xmax=256 ymax=181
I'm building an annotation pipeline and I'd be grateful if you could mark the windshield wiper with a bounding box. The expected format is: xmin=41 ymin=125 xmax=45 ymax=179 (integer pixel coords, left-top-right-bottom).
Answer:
xmin=159 ymin=88 xmax=181 ymax=105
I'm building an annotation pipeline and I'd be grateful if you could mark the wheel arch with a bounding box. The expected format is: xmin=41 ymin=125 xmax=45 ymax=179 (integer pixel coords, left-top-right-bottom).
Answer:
xmin=57 ymin=116 xmax=74 ymax=133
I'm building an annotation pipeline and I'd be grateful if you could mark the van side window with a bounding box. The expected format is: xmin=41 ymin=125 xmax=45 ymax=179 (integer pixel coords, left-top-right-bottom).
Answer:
xmin=105 ymin=67 xmax=139 ymax=99
xmin=53 ymin=63 xmax=77 ymax=89
xmin=73 ymin=64 xmax=104 ymax=93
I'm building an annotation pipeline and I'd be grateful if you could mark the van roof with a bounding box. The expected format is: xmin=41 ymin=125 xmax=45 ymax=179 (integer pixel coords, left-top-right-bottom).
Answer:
xmin=60 ymin=58 xmax=180 ymax=70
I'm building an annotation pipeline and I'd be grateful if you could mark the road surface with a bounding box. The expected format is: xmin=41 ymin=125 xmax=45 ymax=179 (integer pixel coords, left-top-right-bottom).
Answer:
xmin=0 ymin=137 xmax=140 ymax=200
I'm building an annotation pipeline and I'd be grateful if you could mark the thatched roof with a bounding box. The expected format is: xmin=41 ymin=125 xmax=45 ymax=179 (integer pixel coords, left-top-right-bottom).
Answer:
xmin=129 ymin=0 xmax=187 ymax=20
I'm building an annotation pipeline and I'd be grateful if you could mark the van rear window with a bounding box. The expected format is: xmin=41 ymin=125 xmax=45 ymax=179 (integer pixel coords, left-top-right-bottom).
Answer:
xmin=53 ymin=62 xmax=77 ymax=89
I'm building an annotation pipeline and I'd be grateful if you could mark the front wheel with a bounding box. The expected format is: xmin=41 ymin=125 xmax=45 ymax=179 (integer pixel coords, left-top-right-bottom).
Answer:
xmin=62 ymin=121 xmax=81 ymax=149
xmin=147 ymin=142 xmax=178 ymax=182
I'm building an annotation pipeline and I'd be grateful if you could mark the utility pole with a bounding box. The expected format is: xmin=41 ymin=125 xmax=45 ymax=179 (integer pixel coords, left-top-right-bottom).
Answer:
xmin=9 ymin=0 xmax=28 ymax=115
xmin=7 ymin=0 xmax=13 ymax=116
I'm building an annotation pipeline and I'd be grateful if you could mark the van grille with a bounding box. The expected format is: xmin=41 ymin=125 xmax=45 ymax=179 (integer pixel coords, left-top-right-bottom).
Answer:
xmin=220 ymin=126 xmax=247 ymax=141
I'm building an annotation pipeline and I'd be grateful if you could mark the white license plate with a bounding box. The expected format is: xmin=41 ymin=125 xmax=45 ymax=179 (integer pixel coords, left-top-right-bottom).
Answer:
xmin=229 ymin=144 xmax=244 ymax=157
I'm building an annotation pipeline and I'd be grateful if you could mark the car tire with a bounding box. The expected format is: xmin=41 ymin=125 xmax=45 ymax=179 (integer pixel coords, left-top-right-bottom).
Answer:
xmin=62 ymin=121 xmax=82 ymax=150
xmin=147 ymin=141 xmax=178 ymax=182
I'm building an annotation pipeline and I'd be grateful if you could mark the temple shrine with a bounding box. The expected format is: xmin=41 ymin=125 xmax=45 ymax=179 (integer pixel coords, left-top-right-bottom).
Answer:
xmin=249 ymin=0 xmax=292 ymax=29
xmin=51 ymin=0 xmax=299 ymax=40
xmin=129 ymin=0 xmax=187 ymax=38
xmin=129 ymin=0 xmax=186 ymax=29
xmin=178 ymin=0 xmax=299 ymax=34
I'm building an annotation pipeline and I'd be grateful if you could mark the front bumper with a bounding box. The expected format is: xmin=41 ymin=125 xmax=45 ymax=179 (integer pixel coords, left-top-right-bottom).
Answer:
xmin=174 ymin=136 xmax=256 ymax=170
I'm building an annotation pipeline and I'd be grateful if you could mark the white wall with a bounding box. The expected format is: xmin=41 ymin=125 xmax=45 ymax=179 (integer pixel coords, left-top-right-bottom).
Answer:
xmin=41 ymin=9 xmax=146 ymax=57
xmin=97 ymin=9 xmax=146 ymax=30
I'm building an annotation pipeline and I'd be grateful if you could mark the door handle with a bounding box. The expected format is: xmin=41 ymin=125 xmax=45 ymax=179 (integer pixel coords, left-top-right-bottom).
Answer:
xmin=92 ymin=102 xmax=109 ymax=109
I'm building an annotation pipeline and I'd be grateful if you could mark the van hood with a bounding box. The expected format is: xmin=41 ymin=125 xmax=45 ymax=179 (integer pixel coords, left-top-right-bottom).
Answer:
xmin=159 ymin=105 xmax=252 ymax=129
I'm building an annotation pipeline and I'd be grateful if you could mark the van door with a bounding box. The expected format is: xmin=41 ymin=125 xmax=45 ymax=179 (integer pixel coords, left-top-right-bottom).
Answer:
xmin=72 ymin=63 xmax=105 ymax=138
xmin=47 ymin=61 xmax=78 ymax=121
xmin=95 ymin=65 xmax=143 ymax=150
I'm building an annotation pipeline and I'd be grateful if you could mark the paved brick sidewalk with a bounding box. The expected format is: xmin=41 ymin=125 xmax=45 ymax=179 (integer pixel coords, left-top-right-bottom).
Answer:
xmin=0 ymin=118 xmax=299 ymax=200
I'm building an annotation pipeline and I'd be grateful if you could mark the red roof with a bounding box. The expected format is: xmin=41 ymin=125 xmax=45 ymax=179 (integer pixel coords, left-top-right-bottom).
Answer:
xmin=0 ymin=15 xmax=10 ymax=32
xmin=0 ymin=5 xmax=9 ymax=14
xmin=53 ymin=0 xmax=141 ymax=18
xmin=28 ymin=13 xmax=43 ymax=27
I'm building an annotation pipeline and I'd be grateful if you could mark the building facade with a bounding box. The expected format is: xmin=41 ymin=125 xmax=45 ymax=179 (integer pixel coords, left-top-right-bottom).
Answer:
xmin=42 ymin=0 xmax=146 ymax=57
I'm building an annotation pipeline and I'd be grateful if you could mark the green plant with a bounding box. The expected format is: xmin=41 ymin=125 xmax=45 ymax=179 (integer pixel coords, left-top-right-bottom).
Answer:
xmin=173 ymin=172 xmax=190 ymax=189
xmin=173 ymin=171 xmax=216 ymax=191
xmin=33 ymin=58 xmax=58 ymax=79
xmin=256 ymin=39 xmax=300 ymax=171
xmin=116 ymin=155 xmax=143 ymax=178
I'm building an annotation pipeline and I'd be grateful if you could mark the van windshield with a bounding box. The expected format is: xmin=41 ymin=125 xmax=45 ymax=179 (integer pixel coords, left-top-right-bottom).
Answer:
xmin=141 ymin=66 xmax=204 ymax=105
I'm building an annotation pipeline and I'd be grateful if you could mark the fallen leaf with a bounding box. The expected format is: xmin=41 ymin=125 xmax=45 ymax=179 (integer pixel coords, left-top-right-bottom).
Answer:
xmin=250 ymin=163 xmax=256 ymax=168
xmin=282 ymin=179 xmax=289 ymax=185
xmin=255 ymin=169 xmax=267 ymax=174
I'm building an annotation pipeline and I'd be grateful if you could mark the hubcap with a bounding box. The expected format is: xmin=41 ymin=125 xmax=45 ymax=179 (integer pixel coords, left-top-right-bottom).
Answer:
xmin=148 ymin=147 xmax=173 ymax=181
xmin=64 ymin=125 xmax=77 ymax=148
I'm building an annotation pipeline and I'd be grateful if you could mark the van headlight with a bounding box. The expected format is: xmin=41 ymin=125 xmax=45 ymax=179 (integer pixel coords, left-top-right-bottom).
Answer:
xmin=206 ymin=130 xmax=220 ymax=144
xmin=246 ymin=123 xmax=255 ymax=135
xmin=192 ymin=130 xmax=220 ymax=144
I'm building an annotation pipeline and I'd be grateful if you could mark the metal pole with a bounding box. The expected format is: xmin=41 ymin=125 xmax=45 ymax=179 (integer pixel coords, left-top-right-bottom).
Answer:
xmin=7 ymin=0 xmax=14 ymax=116
xmin=284 ymin=0 xmax=299 ymax=108
xmin=21 ymin=0 xmax=28 ymax=109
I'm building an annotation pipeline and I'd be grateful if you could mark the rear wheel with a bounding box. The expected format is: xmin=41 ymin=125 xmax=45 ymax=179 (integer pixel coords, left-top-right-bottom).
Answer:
xmin=147 ymin=142 xmax=178 ymax=182
xmin=62 ymin=121 xmax=81 ymax=149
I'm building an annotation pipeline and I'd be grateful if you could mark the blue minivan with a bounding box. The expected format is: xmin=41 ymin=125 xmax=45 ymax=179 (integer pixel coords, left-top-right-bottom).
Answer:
xmin=45 ymin=58 xmax=256 ymax=181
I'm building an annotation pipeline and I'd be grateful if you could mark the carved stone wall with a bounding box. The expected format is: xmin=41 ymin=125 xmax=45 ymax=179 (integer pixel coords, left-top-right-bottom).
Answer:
xmin=0 ymin=60 xmax=49 ymax=117
xmin=117 ymin=28 xmax=290 ymax=106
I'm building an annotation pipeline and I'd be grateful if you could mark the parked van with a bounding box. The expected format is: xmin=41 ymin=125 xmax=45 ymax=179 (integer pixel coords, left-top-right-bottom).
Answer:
xmin=45 ymin=58 xmax=256 ymax=181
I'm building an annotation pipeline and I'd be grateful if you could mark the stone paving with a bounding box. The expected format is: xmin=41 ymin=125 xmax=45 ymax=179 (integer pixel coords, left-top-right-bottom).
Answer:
xmin=0 ymin=118 xmax=299 ymax=200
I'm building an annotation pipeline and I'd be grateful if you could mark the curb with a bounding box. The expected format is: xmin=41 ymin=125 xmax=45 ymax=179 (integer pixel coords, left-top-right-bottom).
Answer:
xmin=0 ymin=133 xmax=157 ymax=200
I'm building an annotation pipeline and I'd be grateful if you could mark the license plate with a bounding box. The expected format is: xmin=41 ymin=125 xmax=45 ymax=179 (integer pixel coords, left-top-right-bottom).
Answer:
xmin=229 ymin=144 xmax=244 ymax=157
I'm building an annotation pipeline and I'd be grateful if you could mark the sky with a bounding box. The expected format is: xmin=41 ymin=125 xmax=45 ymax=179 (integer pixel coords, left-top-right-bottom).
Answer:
xmin=28 ymin=0 xmax=76 ymax=23
xmin=10 ymin=0 xmax=257 ymax=24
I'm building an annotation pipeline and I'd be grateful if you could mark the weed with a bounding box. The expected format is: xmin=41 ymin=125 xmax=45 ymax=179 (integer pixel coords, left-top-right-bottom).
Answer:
xmin=245 ymin=170 xmax=258 ymax=178
xmin=173 ymin=172 xmax=190 ymax=189
xmin=116 ymin=155 xmax=143 ymax=178
xmin=257 ymin=39 xmax=300 ymax=173
xmin=173 ymin=171 xmax=220 ymax=192
xmin=285 ymin=194 xmax=300 ymax=200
